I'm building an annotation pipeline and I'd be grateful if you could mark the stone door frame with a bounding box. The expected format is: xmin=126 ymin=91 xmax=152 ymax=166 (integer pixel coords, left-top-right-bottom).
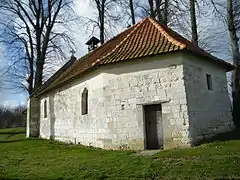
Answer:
xmin=136 ymin=100 xmax=169 ymax=150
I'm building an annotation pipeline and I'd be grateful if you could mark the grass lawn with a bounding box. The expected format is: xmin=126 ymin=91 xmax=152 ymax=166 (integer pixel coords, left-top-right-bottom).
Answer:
xmin=1 ymin=128 xmax=240 ymax=179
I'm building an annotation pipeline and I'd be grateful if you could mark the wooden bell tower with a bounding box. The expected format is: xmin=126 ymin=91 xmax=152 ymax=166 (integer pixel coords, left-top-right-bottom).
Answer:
xmin=86 ymin=36 xmax=100 ymax=52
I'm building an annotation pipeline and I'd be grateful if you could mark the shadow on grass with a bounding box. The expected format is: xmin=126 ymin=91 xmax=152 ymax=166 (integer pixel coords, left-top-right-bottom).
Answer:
xmin=0 ymin=129 xmax=25 ymax=135
xmin=0 ymin=140 xmax=25 ymax=143
xmin=194 ymin=129 xmax=240 ymax=146
xmin=0 ymin=179 xmax=57 ymax=180
xmin=0 ymin=132 xmax=24 ymax=135
xmin=1 ymin=179 xmax=64 ymax=180
xmin=0 ymin=128 xmax=26 ymax=144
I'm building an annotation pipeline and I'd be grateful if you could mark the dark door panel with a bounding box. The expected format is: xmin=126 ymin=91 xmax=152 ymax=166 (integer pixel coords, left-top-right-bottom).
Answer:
xmin=144 ymin=104 xmax=163 ymax=149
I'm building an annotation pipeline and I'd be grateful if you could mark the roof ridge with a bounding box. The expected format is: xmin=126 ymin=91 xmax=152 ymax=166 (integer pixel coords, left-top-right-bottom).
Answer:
xmin=147 ymin=18 xmax=234 ymax=68
xmin=73 ymin=19 xmax=146 ymax=64
xmin=33 ymin=17 xmax=235 ymax=97
xmin=53 ymin=22 xmax=144 ymax=84
xmin=31 ymin=57 xmax=76 ymax=97
xmin=148 ymin=18 xmax=186 ymax=49
xmin=91 ymin=18 xmax=148 ymax=67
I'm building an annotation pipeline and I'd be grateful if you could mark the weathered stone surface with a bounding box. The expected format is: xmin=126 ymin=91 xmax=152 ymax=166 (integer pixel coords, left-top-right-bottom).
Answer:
xmin=183 ymin=53 xmax=235 ymax=144
xmin=26 ymin=97 xmax=40 ymax=137
xmin=27 ymin=52 xmax=234 ymax=150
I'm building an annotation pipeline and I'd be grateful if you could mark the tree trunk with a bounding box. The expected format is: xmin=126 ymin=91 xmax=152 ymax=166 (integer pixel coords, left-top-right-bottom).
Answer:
xmin=99 ymin=3 xmax=105 ymax=44
xmin=155 ymin=0 xmax=162 ymax=23
xmin=34 ymin=59 xmax=44 ymax=89
xmin=189 ymin=0 xmax=198 ymax=46
xmin=34 ymin=29 xmax=43 ymax=90
xmin=163 ymin=0 xmax=168 ymax=25
xmin=27 ymin=61 xmax=34 ymax=94
xmin=148 ymin=0 xmax=155 ymax=19
xmin=228 ymin=0 xmax=240 ymax=127
xmin=129 ymin=0 xmax=135 ymax=25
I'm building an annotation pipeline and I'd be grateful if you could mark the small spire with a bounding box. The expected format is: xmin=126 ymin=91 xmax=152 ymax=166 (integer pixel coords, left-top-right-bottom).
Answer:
xmin=86 ymin=36 xmax=100 ymax=52
xmin=70 ymin=49 xmax=76 ymax=57
xmin=70 ymin=49 xmax=76 ymax=61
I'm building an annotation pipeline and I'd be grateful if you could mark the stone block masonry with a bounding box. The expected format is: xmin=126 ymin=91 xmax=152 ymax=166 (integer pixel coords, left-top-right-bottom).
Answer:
xmin=26 ymin=97 xmax=40 ymax=137
xmin=29 ymin=52 xmax=235 ymax=150
xmin=183 ymin=53 xmax=235 ymax=144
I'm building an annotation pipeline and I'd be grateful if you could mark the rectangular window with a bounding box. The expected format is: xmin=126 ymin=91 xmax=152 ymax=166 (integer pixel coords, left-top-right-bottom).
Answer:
xmin=206 ymin=74 xmax=213 ymax=90
xmin=44 ymin=100 xmax=47 ymax=118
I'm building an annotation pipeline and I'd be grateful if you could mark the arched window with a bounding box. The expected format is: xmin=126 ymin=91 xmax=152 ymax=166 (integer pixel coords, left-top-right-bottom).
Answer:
xmin=82 ymin=88 xmax=88 ymax=115
xmin=44 ymin=99 xmax=47 ymax=118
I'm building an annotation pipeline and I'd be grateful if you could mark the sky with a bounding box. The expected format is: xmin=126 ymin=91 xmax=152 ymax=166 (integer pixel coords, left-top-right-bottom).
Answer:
xmin=0 ymin=0 xmax=235 ymax=108
xmin=0 ymin=44 xmax=27 ymax=107
xmin=0 ymin=1 xmax=96 ymax=107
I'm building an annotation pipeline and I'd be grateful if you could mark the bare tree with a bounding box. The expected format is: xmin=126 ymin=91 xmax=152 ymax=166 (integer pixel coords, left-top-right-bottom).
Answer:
xmin=135 ymin=0 xmax=224 ymax=54
xmin=189 ymin=0 xmax=198 ymax=45
xmin=0 ymin=0 xmax=77 ymax=94
xmin=129 ymin=0 xmax=136 ymax=25
xmin=170 ymin=0 xmax=221 ymax=51
xmin=137 ymin=0 xmax=175 ymax=26
xmin=148 ymin=0 xmax=156 ymax=18
xmin=155 ymin=0 xmax=162 ymax=22
xmin=86 ymin=0 xmax=121 ymax=44
xmin=0 ymin=104 xmax=27 ymax=128
xmin=95 ymin=0 xmax=106 ymax=44
xmin=112 ymin=0 xmax=137 ymax=27
xmin=227 ymin=0 xmax=240 ymax=126
xmin=154 ymin=0 xmax=169 ymax=25
xmin=163 ymin=0 xmax=169 ymax=25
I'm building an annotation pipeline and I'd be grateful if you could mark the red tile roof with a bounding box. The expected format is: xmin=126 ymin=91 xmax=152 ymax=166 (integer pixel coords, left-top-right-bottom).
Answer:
xmin=33 ymin=17 xmax=235 ymax=97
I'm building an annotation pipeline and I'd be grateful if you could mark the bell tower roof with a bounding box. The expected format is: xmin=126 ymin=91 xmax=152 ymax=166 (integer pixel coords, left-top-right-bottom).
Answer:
xmin=86 ymin=36 xmax=100 ymax=45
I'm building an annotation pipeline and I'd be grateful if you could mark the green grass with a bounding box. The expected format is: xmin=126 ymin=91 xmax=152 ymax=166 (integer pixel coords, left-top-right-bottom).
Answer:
xmin=1 ymin=128 xmax=240 ymax=179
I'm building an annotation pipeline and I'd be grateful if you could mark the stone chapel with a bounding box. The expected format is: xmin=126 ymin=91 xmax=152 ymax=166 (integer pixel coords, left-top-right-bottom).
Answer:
xmin=27 ymin=17 xmax=235 ymax=150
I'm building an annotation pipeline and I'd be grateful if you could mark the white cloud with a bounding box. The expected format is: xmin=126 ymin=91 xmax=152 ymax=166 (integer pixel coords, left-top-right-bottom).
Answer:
xmin=75 ymin=1 xmax=96 ymax=17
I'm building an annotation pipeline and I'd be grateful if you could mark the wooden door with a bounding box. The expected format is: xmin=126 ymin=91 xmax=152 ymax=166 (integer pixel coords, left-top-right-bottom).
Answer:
xmin=144 ymin=104 xmax=163 ymax=149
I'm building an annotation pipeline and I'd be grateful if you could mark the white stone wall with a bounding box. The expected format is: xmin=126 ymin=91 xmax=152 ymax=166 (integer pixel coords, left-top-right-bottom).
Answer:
xmin=40 ymin=70 xmax=106 ymax=145
xmin=27 ymin=97 xmax=40 ymax=137
xmin=183 ymin=53 xmax=235 ymax=144
xmin=38 ymin=52 xmax=235 ymax=150
xmin=39 ymin=53 xmax=191 ymax=150
xmin=26 ymin=99 xmax=30 ymax=137
xmin=40 ymin=97 xmax=50 ymax=139
xmin=100 ymin=54 xmax=190 ymax=149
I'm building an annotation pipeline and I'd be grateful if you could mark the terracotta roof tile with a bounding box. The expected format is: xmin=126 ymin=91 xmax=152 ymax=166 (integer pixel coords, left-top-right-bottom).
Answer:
xmin=33 ymin=17 xmax=235 ymax=97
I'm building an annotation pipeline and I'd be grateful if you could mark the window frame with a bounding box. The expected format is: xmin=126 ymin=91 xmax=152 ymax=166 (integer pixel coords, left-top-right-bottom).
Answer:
xmin=206 ymin=74 xmax=213 ymax=90
xmin=44 ymin=99 xmax=47 ymax=118
xmin=81 ymin=88 xmax=88 ymax=115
